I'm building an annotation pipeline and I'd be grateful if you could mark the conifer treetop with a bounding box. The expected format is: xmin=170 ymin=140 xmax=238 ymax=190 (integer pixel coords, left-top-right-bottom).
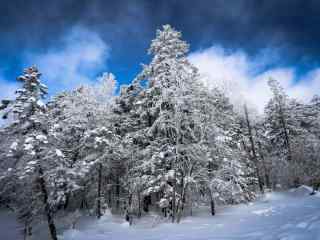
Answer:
xmin=149 ymin=24 xmax=189 ymax=59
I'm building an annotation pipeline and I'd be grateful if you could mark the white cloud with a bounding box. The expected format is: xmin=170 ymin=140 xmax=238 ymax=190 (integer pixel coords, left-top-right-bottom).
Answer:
xmin=24 ymin=26 xmax=110 ymax=93
xmin=0 ymin=26 xmax=109 ymax=125
xmin=189 ymin=46 xmax=320 ymax=113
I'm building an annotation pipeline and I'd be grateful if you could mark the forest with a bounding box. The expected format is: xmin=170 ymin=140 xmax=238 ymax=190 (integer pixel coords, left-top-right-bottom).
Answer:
xmin=0 ymin=25 xmax=320 ymax=240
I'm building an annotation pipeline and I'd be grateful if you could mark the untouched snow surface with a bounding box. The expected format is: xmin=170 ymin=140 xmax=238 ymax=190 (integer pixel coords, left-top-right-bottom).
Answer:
xmin=0 ymin=210 xmax=23 ymax=240
xmin=61 ymin=187 xmax=320 ymax=240
xmin=1 ymin=187 xmax=320 ymax=240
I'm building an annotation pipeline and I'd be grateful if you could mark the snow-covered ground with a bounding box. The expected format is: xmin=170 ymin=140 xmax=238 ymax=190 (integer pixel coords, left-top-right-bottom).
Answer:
xmin=62 ymin=186 xmax=320 ymax=240
xmin=1 ymin=186 xmax=320 ymax=240
xmin=0 ymin=210 xmax=23 ymax=240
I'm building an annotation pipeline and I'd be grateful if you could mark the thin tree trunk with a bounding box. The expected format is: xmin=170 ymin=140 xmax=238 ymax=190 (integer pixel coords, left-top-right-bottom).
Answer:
xmin=107 ymin=177 xmax=112 ymax=209
xmin=172 ymin=179 xmax=176 ymax=223
xmin=97 ymin=163 xmax=102 ymax=219
xmin=177 ymin=178 xmax=187 ymax=223
xmin=116 ymin=177 xmax=120 ymax=212
xmin=208 ymin=189 xmax=215 ymax=216
xmin=255 ymin=129 xmax=271 ymax=189
xmin=63 ymin=193 xmax=69 ymax=210
xmin=37 ymin=166 xmax=58 ymax=240
xmin=126 ymin=193 xmax=133 ymax=225
xmin=244 ymin=104 xmax=264 ymax=193
xmin=137 ymin=191 xmax=141 ymax=218
xmin=210 ymin=199 xmax=215 ymax=216
xmin=278 ymin=104 xmax=292 ymax=161
xmin=172 ymin=135 xmax=178 ymax=223
xmin=278 ymin=104 xmax=299 ymax=186
xmin=23 ymin=221 xmax=32 ymax=240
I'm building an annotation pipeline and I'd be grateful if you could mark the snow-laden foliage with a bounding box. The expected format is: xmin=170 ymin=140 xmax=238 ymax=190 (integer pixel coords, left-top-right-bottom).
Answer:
xmin=112 ymin=25 xmax=255 ymax=223
xmin=1 ymin=66 xmax=47 ymax=129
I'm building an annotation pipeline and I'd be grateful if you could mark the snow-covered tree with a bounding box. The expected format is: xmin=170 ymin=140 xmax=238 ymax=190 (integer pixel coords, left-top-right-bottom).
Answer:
xmin=117 ymin=25 xmax=256 ymax=223
xmin=78 ymin=126 xmax=123 ymax=218
xmin=200 ymin=89 xmax=256 ymax=215
xmin=0 ymin=66 xmax=48 ymax=208
xmin=264 ymin=78 xmax=304 ymax=187
xmin=1 ymin=66 xmax=47 ymax=130
xmin=42 ymin=73 xmax=117 ymax=213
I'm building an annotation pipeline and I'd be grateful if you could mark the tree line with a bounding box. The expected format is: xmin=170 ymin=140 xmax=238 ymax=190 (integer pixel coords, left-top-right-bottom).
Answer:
xmin=0 ymin=25 xmax=319 ymax=240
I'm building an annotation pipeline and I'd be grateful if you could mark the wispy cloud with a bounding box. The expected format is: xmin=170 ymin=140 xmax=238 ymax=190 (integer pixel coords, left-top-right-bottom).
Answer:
xmin=24 ymin=26 xmax=110 ymax=94
xmin=189 ymin=46 xmax=320 ymax=113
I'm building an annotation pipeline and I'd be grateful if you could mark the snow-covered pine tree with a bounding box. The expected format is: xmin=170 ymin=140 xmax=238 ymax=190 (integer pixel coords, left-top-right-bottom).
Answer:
xmin=240 ymin=104 xmax=265 ymax=193
xmin=43 ymin=73 xmax=117 ymax=213
xmin=252 ymin=120 xmax=273 ymax=190
xmin=2 ymin=66 xmax=47 ymax=129
xmin=265 ymin=78 xmax=295 ymax=161
xmin=128 ymin=25 xmax=207 ymax=222
xmin=201 ymin=88 xmax=256 ymax=212
xmin=264 ymin=78 xmax=305 ymax=187
xmin=78 ymin=126 xmax=123 ymax=218
xmin=0 ymin=66 xmax=48 ymax=207
xmin=119 ymin=25 xmax=255 ymax=223
xmin=110 ymin=78 xmax=149 ymax=221
xmin=290 ymin=97 xmax=320 ymax=190
xmin=0 ymin=67 xmax=60 ymax=240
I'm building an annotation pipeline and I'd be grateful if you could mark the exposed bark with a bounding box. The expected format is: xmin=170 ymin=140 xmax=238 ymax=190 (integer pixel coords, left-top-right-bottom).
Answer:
xmin=116 ymin=177 xmax=120 ymax=212
xmin=97 ymin=163 xmax=103 ymax=219
xmin=63 ymin=193 xmax=69 ymax=210
xmin=172 ymin=180 xmax=176 ymax=223
xmin=255 ymin=129 xmax=271 ymax=189
xmin=23 ymin=221 xmax=32 ymax=240
xmin=125 ymin=193 xmax=133 ymax=225
xmin=278 ymin=104 xmax=292 ymax=162
xmin=137 ymin=191 xmax=141 ymax=218
xmin=210 ymin=199 xmax=215 ymax=216
xmin=244 ymin=104 xmax=264 ymax=193
xmin=176 ymin=176 xmax=186 ymax=223
xmin=107 ymin=176 xmax=112 ymax=209
xmin=208 ymin=188 xmax=216 ymax=216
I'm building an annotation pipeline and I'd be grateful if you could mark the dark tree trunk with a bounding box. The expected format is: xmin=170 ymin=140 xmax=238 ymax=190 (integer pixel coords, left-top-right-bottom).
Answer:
xmin=137 ymin=191 xmax=142 ymax=218
xmin=23 ymin=221 xmax=32 ymax=240
xmin=278 ymin=104 xmax=292 ymax=161
xmin=208 ymin=188 xmax=215 ymax=216
xmin=177 ymin=177 xmax=187 ymax=223
xmin=116 ymin=177 xmax=120 ymax=211
xmin=37 ymin=166 xmax=58 ymax=240
xmin=106 ymin=176 xmax=112 ymax=209
xmin=143 ymin=195 xmax=151 ymax=213
xmin=63 ymin=193 xmax=69 ymax=210
xmin=97 ymin=163 xmax=103 ymax=219
xmin=125 ymin=193 xmax=133 ymax=225
xmin=210 ymin=199 xmax=215 ymax=216
xmin=172 ymin=180 xmax=176 ymax=223
xmin=255 ymin=132 xmax=271 ymax=189
xmin=244 ymin=104 xmax=264 ymax=193
xmin=265 ymin=172 xmax=271 ymax=189
xmin=163 ymin=207 xmax=167 ymax=217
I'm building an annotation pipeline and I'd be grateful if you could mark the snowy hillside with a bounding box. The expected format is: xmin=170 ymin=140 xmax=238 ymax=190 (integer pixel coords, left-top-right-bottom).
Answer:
xmin=59 ymin=187 xmax=320 ymax=240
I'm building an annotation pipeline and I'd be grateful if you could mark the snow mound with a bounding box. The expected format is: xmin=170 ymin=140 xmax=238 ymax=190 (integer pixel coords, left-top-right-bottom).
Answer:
xmin=252 ymin=207 xmax=275 ymax=216
xmin=288 ymin=185 xmax=313 ymax=197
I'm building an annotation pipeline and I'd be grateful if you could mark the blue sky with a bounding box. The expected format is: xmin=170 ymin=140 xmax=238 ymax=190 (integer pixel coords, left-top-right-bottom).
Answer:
xmin=1 ymin=0 xmax=320 ymax=111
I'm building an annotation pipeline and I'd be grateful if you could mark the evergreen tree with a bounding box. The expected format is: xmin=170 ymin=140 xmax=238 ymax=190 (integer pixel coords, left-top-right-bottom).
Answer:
xmin=2 ymin=66 xmax=47 ymax=129
xmin=264 ymin=78 xmax=302 ymax=186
